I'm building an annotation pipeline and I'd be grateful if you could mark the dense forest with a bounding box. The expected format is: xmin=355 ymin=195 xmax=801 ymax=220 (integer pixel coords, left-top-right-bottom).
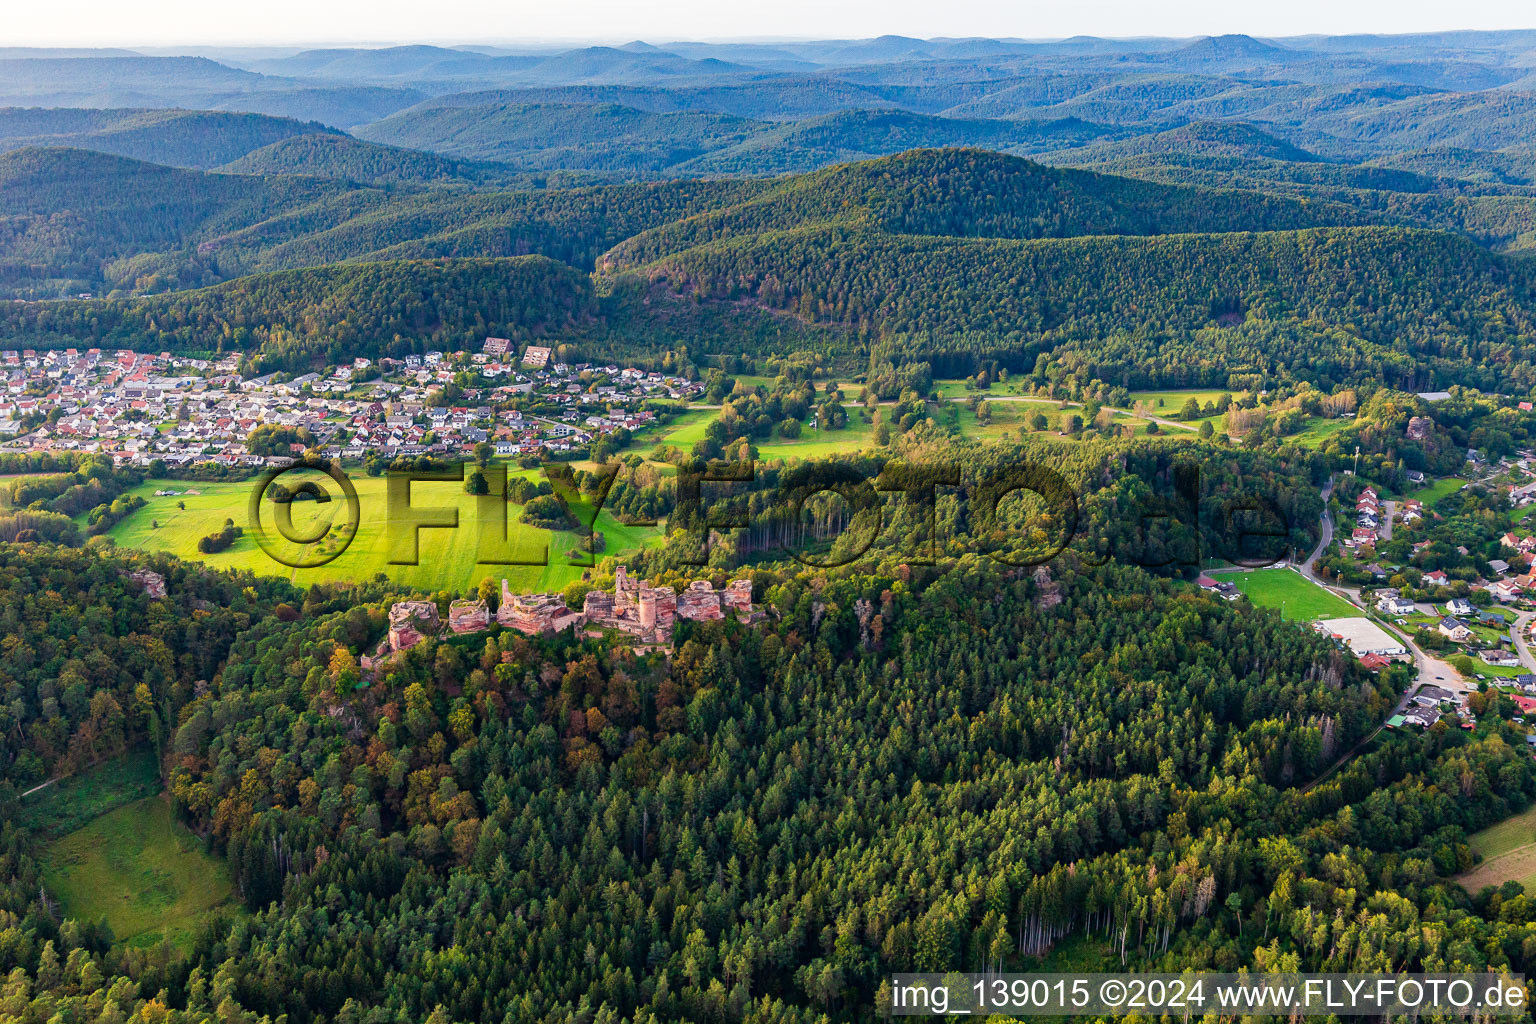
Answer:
xmin=630 ymin=223 xmax=1536 ymax=389
xmin=0 ymin=107 xmax=341 ymax=169
xmin=0 ymin=528 xmax=1531 ymax=1023
xmin=0 ymin=256 xmax=597 ymax=370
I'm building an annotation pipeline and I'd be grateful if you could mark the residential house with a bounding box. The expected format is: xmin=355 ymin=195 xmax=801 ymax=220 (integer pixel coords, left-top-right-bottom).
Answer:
xmin=1438 ymin=617 xmax=1473 ymax=642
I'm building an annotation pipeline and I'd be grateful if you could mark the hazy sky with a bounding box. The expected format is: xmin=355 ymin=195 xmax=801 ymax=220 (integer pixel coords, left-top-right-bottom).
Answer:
xmin=7 ymin=0 xmax=1535 ymax=47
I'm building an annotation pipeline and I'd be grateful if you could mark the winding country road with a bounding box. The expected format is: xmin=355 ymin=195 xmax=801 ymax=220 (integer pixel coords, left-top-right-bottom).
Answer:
xmin=1300 ymin=475 xmax=1335 ymax=576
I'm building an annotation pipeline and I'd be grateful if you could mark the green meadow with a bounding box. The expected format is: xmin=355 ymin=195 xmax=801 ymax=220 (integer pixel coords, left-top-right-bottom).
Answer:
xmin=1458 ymin=804 xmax=1536 ymax=895
xmin=42 ymin=796 xmax=239 ymax=949
xmin=1408 ymin=476 xmax=1468 ymax=507
xmin=104 ymin=474 xmax=663 ymax=592
xmin=1126 ymin=388 xmax=1236 ymax=412
xmin=20 ymin=748 xmax=162 ymax=842
xmin=1292 ymin=416 xmax=1356 ymax=448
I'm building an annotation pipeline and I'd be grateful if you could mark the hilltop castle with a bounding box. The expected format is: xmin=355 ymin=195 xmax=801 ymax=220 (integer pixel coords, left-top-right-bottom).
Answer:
xmin=580 ymin=566 xmax=758 ymax=644
xmin=379 ymin=566 xmax=761 ymax=659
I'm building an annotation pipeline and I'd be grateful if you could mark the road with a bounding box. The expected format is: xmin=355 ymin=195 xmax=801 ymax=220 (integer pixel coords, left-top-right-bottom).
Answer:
xmin=1300 ymin=475 xmax=1335 ymax=576
xmin=1515 ymin=611 xmax=1536 ymax=672
xmin=1265 ymin=475 xmax=1468 ymax=700
xmin=1304 ymin=677 xmax=1429 ymax=792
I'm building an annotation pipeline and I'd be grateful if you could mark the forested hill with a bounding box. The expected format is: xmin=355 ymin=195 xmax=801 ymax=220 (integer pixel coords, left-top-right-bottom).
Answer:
xmin=0 ymin=257 xmax=597 ymax=370
xmin=217 ymin=132 xmax=526 ymax=187
xmin=0 ymin=106 xmax=342 ymax=169
xmin=9 ymin=144 xmax=1536 ymax=388
xmin=4 ymin=536 xmax=1532 ymax=1023
xmin=0 ymin=147 xmax=768 ymax=297
xmin=1045 ymin=120 xmax=1326 ymax=165
xmin=602 ymin=148 xmax=1371 ymax=267
xmin=353 ymin=101 xmax=768 ymax=172
xmin=616 ymin=223 xmax=1536 ymax=390
xmin=669 ymin=110 xmax=1112 ymax=175
xmin=0 ymin=147 xmax=374 ymax=294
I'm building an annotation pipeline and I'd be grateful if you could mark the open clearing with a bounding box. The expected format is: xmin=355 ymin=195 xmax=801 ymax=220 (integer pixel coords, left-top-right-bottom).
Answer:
xmin=104 ymin=475 xmax=663 ymax=592
xmin=1469 ymin=804 xmax=1536 ymax=860
xmin=1456 ymin=805 xmax=1536 ymax=894
xmin=21 ymin=748 xmax=161 ymax=841
xmin=1292 ymin=417 xmax=1355 ymax=448
xmin=42 ymin=795 xmax=239 ymax=948
xmin=1225 ymin=568 xmax=1359 ymax=621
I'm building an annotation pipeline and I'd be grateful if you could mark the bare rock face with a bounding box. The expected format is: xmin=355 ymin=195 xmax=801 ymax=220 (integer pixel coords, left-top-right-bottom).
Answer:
xmin=1406 ymin=415 xmax=1434 ymax=441
xmin=448 ymin=598 xmax=489 ymax=633
xmin=388 ymin=600 xmax=440 ymax=651
xmin=1033 ymin=565 xmax=1064 ymax=610
xmin=128 ymin=568 xmax=167 ymax=600
xmin=854 ymin=597 xmax=874 ymax=649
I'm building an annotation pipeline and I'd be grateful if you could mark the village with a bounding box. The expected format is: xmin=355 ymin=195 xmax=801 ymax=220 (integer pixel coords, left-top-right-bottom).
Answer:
xmin=0 ymin=338 xmax=705 ymax=466
xmin=1200 ymin=403 xmax=1536 ymax=745
xmin=363 ymin=566 xmax=764 ymax=671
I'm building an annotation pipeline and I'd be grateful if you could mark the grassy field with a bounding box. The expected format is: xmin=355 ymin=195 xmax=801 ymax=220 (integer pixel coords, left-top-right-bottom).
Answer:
xmin=953 ymin=400 xmax=1164 ymax=442
xmin=1292 ymin=416 xmax=1355 ymax=449
xmin=1224 ymin=568 xmax=1360 ymax=621
xmin=103 ymin=475 xmax=663 ymax=592
xmin=932 ymin=378 xmax=1036 ymax=400
xmin=1126 ymin=389 xmax=1235 ymax=410
xmin=640 ymin=407 xmax=881 ymax=460
xmin=757 ymin=419 xmax=877 ymax=459
xmin=1125 ymin=390 xmax=1241 ymax=432
xmin=1408 ymin=476 xmax=1468 ymax=507
xmin=1475 ymin=661 xmax=1531 ymax=679
xmin=1457 ymin=805 xmax=1536 ymax=894
xmin=20 ymin=748 xmax=161 ymax=842
xmin=645 ymin=408 xmax=719 ymax=449
xmin=42 ymin=795 xmax=239 ymax=948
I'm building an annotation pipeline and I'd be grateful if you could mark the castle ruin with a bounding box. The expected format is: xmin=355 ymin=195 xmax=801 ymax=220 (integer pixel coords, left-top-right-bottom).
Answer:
xmin=448 ymin=598 xmax=490 ymax=633
xmin=378 ymin=567 xmax=760 ymax=661
xmin=388 ymin=600 xmax=440 ymax=652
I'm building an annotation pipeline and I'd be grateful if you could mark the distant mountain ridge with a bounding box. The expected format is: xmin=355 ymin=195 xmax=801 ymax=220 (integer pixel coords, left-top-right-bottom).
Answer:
xmin=0 ymin=107 xmax=340 ymax=168
xmin=217 ymin=132 xmax=524 ymax=186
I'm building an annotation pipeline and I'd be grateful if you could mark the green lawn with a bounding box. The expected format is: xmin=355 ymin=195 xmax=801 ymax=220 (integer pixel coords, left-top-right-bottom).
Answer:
xmin=1476 ymin=661 xmax=1532 ymax=679
xmin=1408 ymin=476 xmax=1468 ymax=507
xmin=1125 ymin=389 xmax=1240 ymax=418
xmin=1126 ymin=388 xmax=1235 ymax=407
xmin=647 ymin=408 xmax=720 ymax=448
xmin=642 ymin=407 xmax=880 ymax=461
xmin=103 ymin=474 xmax=662 ymax=592
xmin=756 ymin=419 xmax=877 ymax=459
xmin=932 ymin=377 xmax=1037 ymax=400
xmin=1224 ymin=568 xmax=1360 ymax=621
xmin=42 ymin=796 xmax=240 ymax=948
